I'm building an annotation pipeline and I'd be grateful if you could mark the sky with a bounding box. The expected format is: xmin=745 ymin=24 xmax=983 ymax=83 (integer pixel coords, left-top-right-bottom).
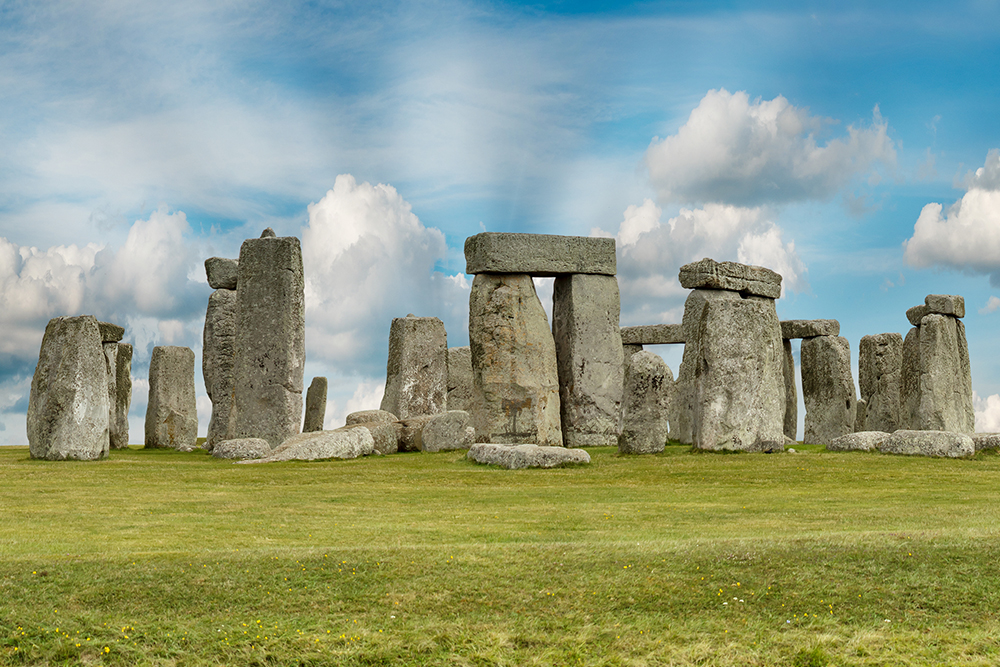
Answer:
xmin=2 ymin=0 xmax=1000 ymax=443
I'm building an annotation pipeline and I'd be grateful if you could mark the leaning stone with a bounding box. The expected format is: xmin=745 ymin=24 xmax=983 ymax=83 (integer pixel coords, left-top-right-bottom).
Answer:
xmin=303 ymin=377 xmax=327 ymax=433
xmin=232 ymin=233 xmax=305 ymax=448
xmin=447 ymin=346 xmax=474 ymax=412
xmin=469 ymin=273 xmax=562 ymax=446
xmin=398 ymin=415 xmax=435 ymax=452
xmin=828 ymin=431 xmax=889 ymax=452
xmin=212 ymin=438 xmax=271 ymax=460
xmin=972 ymin=433 xmax=1000 ymax=451
xmin=780 ymin=319 xmax=840 ymax=339
xmin=27 ymin=315 xmax=110 ymax=461
xmin=678 ymin=258 xmax=782 ymax=299
xmin=418 ymin=411 xmax=475 ymax=452
xmin=204 ymin=257 xmax=239 ymax=290
xmin=552 ymin=274 xmax=624 ymax=447
xmin=246 ymin=427 xmax=375 ymax=462
xmin=913 ymin=314 xmax=974 ymax=432
xmin=344 ymin=421 xmax=402 ymax=455
xmin=782 ymin=339 xmax=797 ymax=440
xmin=466 ymin=443 xmax=591 ymax=469
xmin=619 ymin=324 xmax=684 ymax=345
xmin=877 ymin=430 xmax=974 ymax=458
xmin=380 ymin=315 xmax=448 ymax=420
xmin=98 ymin=321 xmax=125 ymax=343
xmin=346 ymin=409 xmax=398 ymax=426
xmin=203 ymin=288 xmax=237 ymax=449
xmin=925 ymin=294 xmax=965 ymax=318
xmin=464 ymin=232 xmax=616 ymax=276
xmin=145 ymin=346 xmax=198 ymax=450
xmin=111 ymin=343 xmax=132 ymax=449
xmin=618 ymin=350 xmax=672 ymax=454
xmin=858 ymin=333 xmax=902 ymax=433
xmin=801 ymin=336 xmax=857 ymax=445
xmin=906 ymin=305 xmax=930 ymax=327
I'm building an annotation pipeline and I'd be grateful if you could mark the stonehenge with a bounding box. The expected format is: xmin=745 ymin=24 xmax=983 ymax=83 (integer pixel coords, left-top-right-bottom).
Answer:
xmin=303 ymin=377 xmax=327 ymax=433
xmin=145 ymin=346 xmax=198 ymax=450
xmin=380 ymin=315 xmax=448 ymax=419
xmin=618 ymin=350 xmax=672 ymax=454
xmin=858 ymin=333 xmax=902 ymax=433
xmin=800 ymin=334 xmax=856 ymax=445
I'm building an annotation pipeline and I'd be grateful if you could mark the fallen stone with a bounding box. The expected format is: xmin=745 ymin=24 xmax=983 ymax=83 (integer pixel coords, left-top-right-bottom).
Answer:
xmin=380 ymin=315 xmax=448 ymax=419
xmin=204 ymin=257 xmax=239 ymax=290
xmin=398 ymin=415 xmax=435 ymax=452
xmin=98 ymin=321 xmax=125 ymax=343
xmin=419 ymin=410 xmax=476 ymax=452
xmin=877 ymin=430 xmax=974 ymax=458
xmin=246 ymin=427 xmax=375 ymax=462
xmin=780 ymin=319 xmax=840 ymax=339
xmin=972 ymin=433 xmax=1000 ymax=451
xmin=111 ymin=343 xmax=132 ymax=449
xmin=618 ymin=350 xmax=672 ymax=454
xmin=801 ymin=336 xmax=857 ymax=445
xmin=858 ymin=333 xmax=902 ymax=433
xmin=552 ymin=273 xmax=624 ymax=447
xmin=464 ymin=232 xmax=616 ymax=276
xmin=203 ymin=288 xmax=237 ymax=449
xmin=27 ymin=315 xmax=110 ymax=461
xmin=469 ymin=273 xmax=562 ymax=446
xmin=346 ymin=409 xmax=398 ymax=426
xmin=619 ymin=324 xmax=684 ymax=346
xmin=828 ymin=431 xmax=889 ymax=452
xmin=906 ymin=305 xmax=930 ymax=327
xmin=782 ymin=339 xmax=797 ymax=440
xmin=303 ymin=377 xmax=327 ymax=433
xmin=145 ymin=346 xmax=198 ymax=450
xmin=466 ymin=443 xmax=591 ymax=469
xmin=447 ymin=346 xmax=474 ymax=412
xmin=344 ymin=421 xmax=402 ymax=455
xmin=212 ymin=438 xmax=272 ymax=460
xmin=925 ymin=294 xmax=965 ymax=318
xmin=678 ymin=258 xmax=782 ymax=299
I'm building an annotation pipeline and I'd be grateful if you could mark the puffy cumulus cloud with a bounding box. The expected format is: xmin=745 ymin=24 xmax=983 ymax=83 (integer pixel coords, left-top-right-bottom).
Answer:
xmin=980 ymin=296 xmax=1000 ymax=315
xmin=325 ymin=379 xmax=386 ymax=431
xmin=302 ymin=175 xmax=470 ymax=376
xmin=645 ymin=89 xmax=896 ymax=206
xmin=903 ymin=150 xmax=1000 ymax=284
xmin=974 ymin=392 xmax=1000 ymax=432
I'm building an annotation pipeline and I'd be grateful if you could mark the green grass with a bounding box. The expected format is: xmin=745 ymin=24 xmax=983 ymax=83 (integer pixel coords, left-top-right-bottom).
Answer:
xmin=3 ymin=444 xmax=1000 ymax=665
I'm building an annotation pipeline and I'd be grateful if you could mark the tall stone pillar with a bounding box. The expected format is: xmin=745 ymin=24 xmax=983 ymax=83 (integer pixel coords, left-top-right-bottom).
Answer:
xmin=145 ymin=346 xmax=198 ymax=450
xmin=112 ymin=343 xmax=132 ymax=449
xmin=618 ymin=350 xmax=672 ymax=454
xmin=801 ymin=335 xmax=857 ymax=445
xmin=203 ymin=287 xmax=237 ymax=449
xmin=447 ymin=346 xmax=474 ymax=412
xmin=782 ymin=339 xmax=797 ymax=441
xmin=858 ymin=333 xmax=902 ymax=433
xmin=380 ymin=315 xmax=448 ymax=419
xmin=303 ymin=376 xmax=327 ymax=433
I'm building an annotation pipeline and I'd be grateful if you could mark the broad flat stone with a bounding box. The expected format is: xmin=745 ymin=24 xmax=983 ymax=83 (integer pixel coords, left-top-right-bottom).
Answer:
xmin=780 ymin=319 xmax=840 ymax=339
xmin=858 ymin=333 xmax=902 ymax=433
xmin=828 ymin=431 xmax=889 ymax=452
xmin=346 ymin=409 xmax=398 ymax=426
xmin=678 ymin=258 xmax=782 ymax=299
xmin=877 ymin=430 xmax=974 ymax=458
xmin=925 ymin=294 xmax=965 ymax=318
xmin=212 ymin=438 xmax=271 ymax=460
xmin=203 ymin=288 xmax=237 ymax=449
xmin=111 ymin=343 xmax=132 ymax=449
xmin=618 ymin=350 xmax=672 ymax=454
xmin=345 ymin=421 xmax=402 ymax=455
xmin=303 ymin=377 xmax=327 ymax=433
xmin=232 ymin=234 xmax=305 ymax=448
xmin=447 ymin=346 xmax=474 ymax=412
xmin=619 ymin=324 xmax=684 ymax=345
xmin=419 ymin=410 xmax=476 ymax=452
xmin=464 ymin=232 xmax=616 ymax=276
xmin=469 ymin=273 xmax=562 ymax=447
xmin=782 ymin=339 xmax=796 ymax=440
xmin=245 ymin=427 xmax=375 ymax=462
xmin=906 ymin=305 xmax=930 ymax=327
xmin=552 ymin=274 xmax=624 ymax=447
xmin=802 ymin=336 xmax=857 ymax=445
xmin=972 ymin=433 xmax=1000 ymax=451
xmin=380 ymin=315 xmax=448 ymax=419
xmin=205 ymin=257 xmax=238 ymax=290
xmin=145 ymin=346 xmax=198 ymax=450
xmin=98 ymin=321 xmax=124 ymax=343
xmin=27 ymin=315 xmax=110 ymax=461
xmin=466 ymin=443 xmax=591 ymax=469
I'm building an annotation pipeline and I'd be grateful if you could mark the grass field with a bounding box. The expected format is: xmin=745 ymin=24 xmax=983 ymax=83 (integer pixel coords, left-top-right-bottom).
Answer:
xmin=3 ymin=444 xmax=1000 ymax=666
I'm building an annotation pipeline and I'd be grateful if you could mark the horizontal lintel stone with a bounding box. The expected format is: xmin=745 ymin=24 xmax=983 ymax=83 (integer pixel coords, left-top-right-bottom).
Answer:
xmin=464 ymin=232 xmax=616 ymax=276
xmin=780 ymin=319 xmax=840 ymax=339
xmin=678 ymin=258 xmax=781 ymax=298
xmin=925 ymin=294 xmax=965 ymax=318
xmin=620 ymin=324 xmax=685 ymax=345
xmin=98 ymin=321 xmax=125 ymax=343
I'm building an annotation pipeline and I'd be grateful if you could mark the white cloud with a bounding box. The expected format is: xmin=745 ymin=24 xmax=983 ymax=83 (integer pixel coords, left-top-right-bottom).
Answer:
xmin=963 ymin=148 xmax=1000 ymax=190
xmin=975 ymin=391 xmax=1000 ymax=432
xmin=325 ymin=379 xmax=385 ymax=430
xmin=980 ymin=296 xmax=1000 ymax=315
xmin=644 ymin=89 xmax=896 ymax=206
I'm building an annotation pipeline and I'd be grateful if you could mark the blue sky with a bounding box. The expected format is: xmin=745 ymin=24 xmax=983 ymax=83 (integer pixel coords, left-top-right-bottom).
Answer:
xmin=2 ymin=0 xmax=1000 ymax=442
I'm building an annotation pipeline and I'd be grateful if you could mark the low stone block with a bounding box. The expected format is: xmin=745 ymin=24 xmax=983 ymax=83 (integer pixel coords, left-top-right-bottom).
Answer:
xmin=419 ymin=411 xmax=475 ymax=452
xmin=877 ymin=430 xmax=974 ymax=458
xmin=906 ymin=305 xmax=930 ymax=327
xmin=678 ymin=258 xmax=781 ymax=299
xmin=620 ymin=324 xmax=684 ymax=345
xmin=205 ymin=257 xmax=238 ymax=290
xmin=398 ymin=415 xmax=435 ymax=452
xmin=925 ymin=294 xmax=965 ymax=318
xmin=380 ymin=315 xmax=448 ymax=420
xmin=212 ymin=438 xmax=271 ymax=460
xmin=466 ymin=443 xmax=591 ymax=469
xmin=828 ymin=431 xmax=889 ymax=452
xmin=345 ymin=421 xmax=402 ymax=455
xmin=246 ymin=427 xmax=375 ymax=462
xmin=780 ymin=319 xmax=840 ymax=339
xmin=98 ymin=321 xmax=125 ymax=343
xmin=618 ymin=350 xmax=672 ymax=455
xmin=464 ymin=232 xmax=616 ymax=276
xmin=144 ymin=346 xmax=198 ymax=450
xmin=346 ymin=409 xmax=398 ymax=426
xmin=972 ymin=433 xmax=1000 ymax=451
xmin=303 ymin=377 xmax=327 ymax=432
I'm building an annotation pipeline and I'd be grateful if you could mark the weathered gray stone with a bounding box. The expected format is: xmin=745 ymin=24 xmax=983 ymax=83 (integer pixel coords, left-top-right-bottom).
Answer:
xmin=346 ymin=409 xmax=398 ymax=426
xmin=925 ymin=294 xmax=965 ymax=318
xmin=232 ymin=233 xmax=305 ymax=448
xmin=145 ymin=346 xmax=198 ymax=450
xmin=620 ymin=324 xmax=684 ymax=345
xmin=782 ymin=339 xmax=796 ymax=440
xmin=618 ymin=350 xmax=672 ymax=454
xmin=828 ymin=431 xmax=889 ymax=452
xmin=692 ymin=295 xmax=785 ymax=452
xmin=878 ymin=430 xmax=974 ymax=458
xmin=303 ymin=377 xmax=327 ymax=433
xmin=678 ymin=258 xmax=782 ymax=299
xmin=27 ymin=316 xmax=110 ymax=461
xmin=899 ymin=327 xmax=921 ymax=429
xmin=447 ymin=346 xmax=474 ymax=412
xmin=972 ymin=433 xmax=1000 ymax=451
xmin=260 ymin=227 xmax=276 ymax=238
xmin=469 ymin=273 xmax=562 ymax=447
xmin=244 ymin=427 xmax=375 ymax=462
xmin=205 ymin=257 xmax=239 ymax=290
xmin=212 ymin=438 xmax=271 ymax=460
xmin=111 ymin=343 xmax=132 ymax=449
xmin=858 ymin=333 xmax=902 ymax=433
xmin=464 ymin=232 xmax=616 ymax=276
xmin=419 ymin=410 xmax=475 ymax=452
xmin=98 ymin=321 xmax=124 ymax=343
xmin=552 ymin=274 xmax=624 ymax=447
xmin=801 ymin=336 xmax=857 ymax=445
xmin=906 ymin=305 xmax=930 ymax=327
xmin=466 ymin=443 xmax=591 ymax=469
xmin=622 ymin=344 xmax=644 ymax=362
xmin=398 ymin=415 xmax=435 ymax=452
xmin=203 ymin=288 xmax=237 ymax=449
xmin=916 ymin=314 xmax=974 ymax=432
xmin=854 ymin=398 xmax=867 ymax=433
xmin=380 ymin=315 xmax=448 ymax=420
xmin=103 ymin=343 xmax=118 ymax=449
xmin=780 ymin=319 xmax=840 ymax=339
xmin=345 ymin=421 xmax=401 ymax=455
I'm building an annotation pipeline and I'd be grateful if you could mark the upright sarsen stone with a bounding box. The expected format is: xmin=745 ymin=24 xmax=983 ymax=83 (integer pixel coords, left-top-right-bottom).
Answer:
xmin=552 ymin=274 xmax=624 ymax=447
xmin=782 ymin=339 xmax=797 ymax=440
xmin=916 ymin=314 xmax=974 ymax=432
xmin=303 ymin=377 xmax=327 ymax=433
xmin=232 ymin=233 xmax=305 ymax=448
xmin=145 ymin=346 xmax=198 ymax=450
xmin=858 ymin=333 xmax=902 ymax=433
xmin=801 ymin=336 xmax=857 ymax=445
xmin=899 ymin=327 xmax=921 ymax=430
xmin=447 ymin=346 xmax=473 ymax=412
xmin=380 ymin=315 xmax=448 ymax=419
xmin=469 ymin=273 xmax=562 ymax=446
xmin=27 ymin=315 xmax=109 ymax=460
xmin=203 ymin=288 xmax=237 ymax=449
xmin=618 ymin=350 xmax=672 ymax=454
xmin=112 ymin=343 xmax=132 ymax=449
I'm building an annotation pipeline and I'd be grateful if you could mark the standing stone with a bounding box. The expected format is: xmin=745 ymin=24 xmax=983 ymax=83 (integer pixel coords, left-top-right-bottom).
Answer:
xmin=380 ymin=315 xmax=448 ymax=419
xmin=232 ymin=233 xmax=305 ymax=448
xmin=692 ymin=296 xmax=785 ymax=452
xmin=145 ymin=346 xmax=198 ymax=450
xmin=782 ymin=339 xmax=797 ymax=440
xmin=469 ymin=273 xmax=562 ymax=446
xmin=204 ymin=257 xmax=239 ymax=290
xmin=552 ymin=273 xmax=624 ymax=447
xmin=447 ymin=346 xmax=474 ymax=412
xmin=203 ymin=288 xmax=237 ymax=449
xmin=303 ymin=377 xmax=327 ymax=433
xmin=27 ymin=316 xmax=109 ymax=460
xmin=111 ymin=343 xmax=132 ymax=449
xmin=618 ymin=350 xmax=672 ymax=454
xmin=858 ymin=333 xmax=902 ymax=433
xmin=103 ymin=343 xmax=118 ymax=448
xmin=899 ymin=327 xmax=921 ymax=430
xmin=854 ymin=398 xmax=867 ymax=433
xmin=801 ymin=336 xmax=857 ymax=445
xmin=916 ymin=314 xmax=974 ymax=432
